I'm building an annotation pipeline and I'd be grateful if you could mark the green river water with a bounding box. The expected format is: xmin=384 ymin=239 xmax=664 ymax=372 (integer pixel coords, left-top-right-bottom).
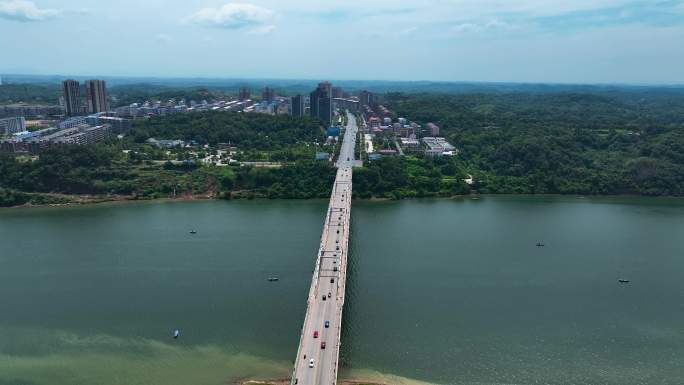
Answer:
xmin=1 ymin=196 xmax=683 ymax=385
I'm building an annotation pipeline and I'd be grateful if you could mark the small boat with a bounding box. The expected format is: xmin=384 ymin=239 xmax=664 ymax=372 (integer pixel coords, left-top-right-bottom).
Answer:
xmin=173 ymin=329 xmax=180 ymax=339
xmin=536 ymin=242 xmax=545 ymax=247
xmin=189 ymin=230 xmax=197 ymax=234
xmin=618 ymin=279 xmax=630 ymax=283
xmin=267 ymin=276 xmax=280 ymax=282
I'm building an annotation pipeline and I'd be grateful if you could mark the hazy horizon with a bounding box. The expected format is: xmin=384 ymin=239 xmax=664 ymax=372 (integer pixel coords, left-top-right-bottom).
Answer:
xmin=1 ymin=1 xmax=684 ymax=84
xmin=3 ymin=73 xmax=684 ymax=88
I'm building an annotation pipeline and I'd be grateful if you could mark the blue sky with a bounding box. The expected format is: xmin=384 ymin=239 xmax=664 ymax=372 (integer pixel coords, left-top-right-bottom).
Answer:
xmin=1 ymin=0 xmax=683 ymax=83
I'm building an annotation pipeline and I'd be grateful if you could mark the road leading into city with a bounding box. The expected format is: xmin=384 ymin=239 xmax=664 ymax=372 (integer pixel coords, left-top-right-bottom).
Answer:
xmin=291 ymin=112 xmax=359 ymax=385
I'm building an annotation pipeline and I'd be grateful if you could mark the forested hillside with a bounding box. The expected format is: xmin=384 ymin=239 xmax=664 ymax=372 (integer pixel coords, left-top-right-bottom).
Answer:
xmin=388 ymin=91 xmax=684 ymax=195
xmin=131 ymin=111 xmax=326 ymax=148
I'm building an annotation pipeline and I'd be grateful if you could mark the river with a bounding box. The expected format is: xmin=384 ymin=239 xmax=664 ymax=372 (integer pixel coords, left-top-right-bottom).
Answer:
xmin=1 ymin=197 xmax=683 ymax=385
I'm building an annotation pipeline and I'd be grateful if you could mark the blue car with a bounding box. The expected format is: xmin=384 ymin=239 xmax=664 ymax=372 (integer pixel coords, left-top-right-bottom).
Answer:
xmin=325 ymin=321 xmax=330 ymax=328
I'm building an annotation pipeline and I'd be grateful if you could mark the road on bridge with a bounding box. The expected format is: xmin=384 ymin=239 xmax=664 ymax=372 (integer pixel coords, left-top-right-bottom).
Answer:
xmin=292 ymin=112 xmax=359 ymax=385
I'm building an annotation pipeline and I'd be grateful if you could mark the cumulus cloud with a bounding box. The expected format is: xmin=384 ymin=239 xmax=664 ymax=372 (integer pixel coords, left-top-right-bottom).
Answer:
xmin=0 ymin=0 xmax=59 ymax=22
xmin=185 ymin=2 xmax=275 ymax=33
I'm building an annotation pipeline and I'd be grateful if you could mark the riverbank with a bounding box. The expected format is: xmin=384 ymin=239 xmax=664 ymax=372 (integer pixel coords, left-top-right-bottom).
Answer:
xmin=4 ymin=190 xmax=684 ymax=210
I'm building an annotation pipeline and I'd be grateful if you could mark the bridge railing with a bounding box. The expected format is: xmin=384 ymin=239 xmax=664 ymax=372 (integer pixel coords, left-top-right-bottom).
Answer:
xmin=291 ymin=114 xmax=357 ymax=385
xmin=290 ymin=182 xmax=339 ymax=385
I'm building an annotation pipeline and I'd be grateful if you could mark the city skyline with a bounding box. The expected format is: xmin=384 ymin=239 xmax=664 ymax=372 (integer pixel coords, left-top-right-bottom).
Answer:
xmin=1 ymin=1 xmax=684 ymax=84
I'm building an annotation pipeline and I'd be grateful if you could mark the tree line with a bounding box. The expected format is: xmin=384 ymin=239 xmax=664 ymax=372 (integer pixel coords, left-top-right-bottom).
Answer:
xmin=388 ymin=91 xmax=684 ymax=196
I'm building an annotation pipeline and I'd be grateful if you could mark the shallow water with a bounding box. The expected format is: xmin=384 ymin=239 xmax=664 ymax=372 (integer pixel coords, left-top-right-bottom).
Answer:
xmin=1 ymin=197 xmax=684 ymax=384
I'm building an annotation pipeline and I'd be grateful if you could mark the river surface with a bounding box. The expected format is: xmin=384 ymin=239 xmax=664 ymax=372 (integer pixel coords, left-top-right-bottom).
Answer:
xmin=1 ymin=197 xmax=684 ymax=385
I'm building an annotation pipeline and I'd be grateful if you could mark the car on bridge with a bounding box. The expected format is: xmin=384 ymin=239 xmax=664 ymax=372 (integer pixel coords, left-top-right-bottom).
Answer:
xmin=321 ymin=341 xmax=326 ymax=349
xmin=309 ymin=358 xmax=315 ymax=368
xmin=313 ymin=331 xmax=319 ymax=338
xmin=325 ymin=320 xmax=330 ymax=328
xmin=322 ymin=295 xmax=326 ymax=301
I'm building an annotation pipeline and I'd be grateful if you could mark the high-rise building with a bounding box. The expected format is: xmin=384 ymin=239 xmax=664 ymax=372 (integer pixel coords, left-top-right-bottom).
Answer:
xmin=332 ymin=86 xmax=343 ymax=99
xmin=262 ymin=87 xmax=275 ymax=102
xmin=291 ymin=94 xmax=305 ymax=117
xmin=0 ymin=116 xmax=26 ymax=134
xmin=85 ymin=80 xmax=108 ymax=113
xmin=238 ymin=87 xmax=251 ymax=101
xmin=310 ymin=81 xmax=332 ymax=125
xmin=62 ymin=79 xmax=81 ymax=117
xmin=359 ymin=90 xmax=374 ymax=107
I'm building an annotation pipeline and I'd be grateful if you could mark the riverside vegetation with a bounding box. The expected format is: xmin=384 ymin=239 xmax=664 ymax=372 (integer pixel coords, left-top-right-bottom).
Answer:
xmin=387 ymin=90 xmax=684 ymax=195
xmin=2 ymin=88 xmax=684 ymax=207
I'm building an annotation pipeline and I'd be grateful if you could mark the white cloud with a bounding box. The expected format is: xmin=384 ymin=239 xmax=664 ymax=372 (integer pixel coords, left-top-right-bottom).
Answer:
xmin=185 ymin=2 xmax=275 ymax=33
xmin=451 ymin=22 xmax=480 ymax=33
xmin=155 ymin=33 xmax=172 ymax=44
xmin=248 ymin=24 xmax=276 ymax=35
xmin=0 ymin=0 xmax=59 ymax=22
xmin=439 ymin=0 xmax=635 ymax=18
xmin=450 ymin=19 xmax=516 ymax=34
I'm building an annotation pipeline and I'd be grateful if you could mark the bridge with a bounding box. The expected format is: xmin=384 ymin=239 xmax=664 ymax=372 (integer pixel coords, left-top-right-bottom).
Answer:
xmin=291 ymin=112 xmax=359 ymax=385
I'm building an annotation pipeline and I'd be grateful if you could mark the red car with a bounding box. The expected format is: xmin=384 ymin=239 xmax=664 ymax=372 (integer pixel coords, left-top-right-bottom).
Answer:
xmin=321 ymin=342 xmax=326 ymax=349
xmin=313 ymin=331 xmax=319 ymax=338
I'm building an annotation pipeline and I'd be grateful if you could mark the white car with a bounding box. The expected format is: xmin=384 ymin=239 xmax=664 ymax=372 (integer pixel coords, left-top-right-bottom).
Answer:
xmin=309 ymin=358 xmax=315 ymax=368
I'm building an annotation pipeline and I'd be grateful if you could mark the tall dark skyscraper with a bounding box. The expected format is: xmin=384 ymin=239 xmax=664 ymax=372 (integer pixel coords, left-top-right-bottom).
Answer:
xmin=85 ymin=80 xmax=108 ymax=113
xmin=291 ymin=94 xmax=305 ymax=117
xmin=238 ymin=87 xmax=251 ymax=101
xmin=359 ymin=90 xmax=374 ymax=107
xmin=262 ymin=87 xmax=275 ymax=102
xmin=310 ymin=81 xmax=332 ymax=126
xmin=62 ymin=79 xmax=81 ymax=117
xmin=332 ymin=86 xmax=343 ymax=99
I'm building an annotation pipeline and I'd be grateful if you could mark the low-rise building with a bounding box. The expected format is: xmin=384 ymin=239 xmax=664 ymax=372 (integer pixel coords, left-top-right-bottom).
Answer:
xmin=426 ymin=122 xmax=440 ymax=136
xmin=146 ymin=138 xmax=185 ymax=148
xmin=422 ymin=137 xmax=455 ymax=156
xmin=54 ymin=125 xmax=111 ymax=146
xmin=333 ymin=97 xmax=360 ymax=112
xmin=58 ymin=116 xmax=88 ymax=129
xmin=0 ymin=103 xmax=62 ymax=118
xmin=399 ymin=137 xmax=421 ymax=152
xmin=26 ymin=126 xmax=82 ymax=153
xmin=89 ymin=116 xmax=132 ymax=134
xmin=23 ymin=124 xmax=113 ymax=153
xmin=0 ymin=117 xmax=26 ymax=134
xmin=378 ymin=149 xmax=397 ymax=155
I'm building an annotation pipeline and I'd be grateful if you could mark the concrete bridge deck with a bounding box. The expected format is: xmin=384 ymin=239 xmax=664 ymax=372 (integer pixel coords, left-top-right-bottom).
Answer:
xmin=291 ymin=113 xmax=358 ymax=385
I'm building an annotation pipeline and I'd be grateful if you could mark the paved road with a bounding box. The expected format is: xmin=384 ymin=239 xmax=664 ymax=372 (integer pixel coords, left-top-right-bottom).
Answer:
xmin=337 ymin=112 xmax=359 ymax=168
xmin=292 ymin=112 xmax=358 ymax=385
